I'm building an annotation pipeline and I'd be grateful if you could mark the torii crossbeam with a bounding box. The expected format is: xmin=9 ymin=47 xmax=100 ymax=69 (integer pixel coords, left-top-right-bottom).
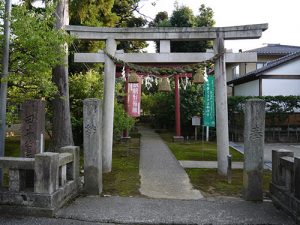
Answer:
xmin=66 ymin=24 xmax=268 ymax=175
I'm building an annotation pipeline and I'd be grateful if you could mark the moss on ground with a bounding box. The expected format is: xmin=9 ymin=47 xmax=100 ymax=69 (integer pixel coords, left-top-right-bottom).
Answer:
xmin=158 ymin=131 xmax=272 ymax=197
xmin=159 ymin=132 xmax=244 ymax=161
xmin=102 ymin=137 xmax=141 ymax=197
xmin=186 ymin=168 xmax=272 ymax=197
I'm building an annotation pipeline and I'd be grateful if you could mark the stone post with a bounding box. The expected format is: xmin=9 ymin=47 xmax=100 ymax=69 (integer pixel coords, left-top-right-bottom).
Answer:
xmin=21 ymin=100 xmax=45 ymax=157
xmin=34 ymin=152 xmax=59 ymax=194
xmin=243 ymin=99 xmax=265 ymax=201
xmin=272 ymin=149 xmax=293 ymax=186
xmin=9 ymin=169 xmax=25 ymax=192
xmin=102 ymin=39 xmax=117 ymax=173
xmin=59 ymin=146 xmax=80 ymax=182
xmin=83 ymin=99 xmax=103 ymax=194
xmin=295 ymin=157 xmax=300 ymax=199
xmin=214 ymin=32 xmax=229 ymax=175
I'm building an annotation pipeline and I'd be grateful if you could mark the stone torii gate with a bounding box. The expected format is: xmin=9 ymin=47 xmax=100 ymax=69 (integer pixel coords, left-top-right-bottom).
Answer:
xmin=66 ymin=24 xmax=268 ymax=175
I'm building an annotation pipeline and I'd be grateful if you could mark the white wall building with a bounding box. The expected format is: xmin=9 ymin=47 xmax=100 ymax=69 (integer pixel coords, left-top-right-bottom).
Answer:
xmin=228 ymin=50 xmax=300 ymax=96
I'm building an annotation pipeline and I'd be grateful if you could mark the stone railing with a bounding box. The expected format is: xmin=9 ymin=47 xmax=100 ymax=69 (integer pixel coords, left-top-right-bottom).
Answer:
xmin=0 ymin=146 xmax=80 ymax=216
xmin=270 ymin=149 xmax=300 ymax=224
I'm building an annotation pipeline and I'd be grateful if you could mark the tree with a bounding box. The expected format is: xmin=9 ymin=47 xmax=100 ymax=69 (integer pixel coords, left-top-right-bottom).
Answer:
xmin=69 ymin=70 xmax=135 ymax=145
xmin=51 ymin=0 xmax=74 ymax=150
xmin=69 ymin=70 xmax=104 ymax=146
xmin=69 ymin=0 xmax=148 ymax=74
xmin=143 ymin=3 xmax=215 ymax=134
xmin=15 ymin=0 xmax=75 ymax=150
xmin=180 ymin=83 xmax=203 ymax=135
xmin=151 ymin=4 xmax=215 ymax=52
xmin=0 ymin=2 xmax=73 ymax=153
xmin=2 ymin=3 xmax=70 ymax=107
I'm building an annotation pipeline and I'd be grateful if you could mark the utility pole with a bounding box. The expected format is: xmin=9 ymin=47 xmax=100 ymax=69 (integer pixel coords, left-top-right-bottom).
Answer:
xmin=0 ymin=0 xmax=12 ymax=183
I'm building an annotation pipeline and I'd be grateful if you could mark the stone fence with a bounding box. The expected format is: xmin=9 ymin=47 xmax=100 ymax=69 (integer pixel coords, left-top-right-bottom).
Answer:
xmin=0 ymin=146 xmax=80 ymax=217
xmin=270 ymin=149 xmax=300 ymax=224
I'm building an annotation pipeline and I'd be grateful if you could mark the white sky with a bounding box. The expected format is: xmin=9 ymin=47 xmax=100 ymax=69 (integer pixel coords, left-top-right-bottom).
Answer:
xmin=138 ymin=0 xmax=300 ymax=52
xmin=23 ymin=0 xmax=300 ymax=53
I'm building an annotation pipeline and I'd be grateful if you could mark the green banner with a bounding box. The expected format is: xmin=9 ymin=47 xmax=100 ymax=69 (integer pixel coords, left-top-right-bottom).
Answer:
xmin=203 ymin=75 xmax=215 ymax=127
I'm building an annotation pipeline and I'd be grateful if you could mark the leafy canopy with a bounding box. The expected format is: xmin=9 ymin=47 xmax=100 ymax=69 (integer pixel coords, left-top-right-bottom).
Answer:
xmin=150 ymin=3 xmax=215 ymax=52
xmin=3 ymin=3 xmax=72 ymax=103
xmin=0 ymin=2 xmax=71 ymax=125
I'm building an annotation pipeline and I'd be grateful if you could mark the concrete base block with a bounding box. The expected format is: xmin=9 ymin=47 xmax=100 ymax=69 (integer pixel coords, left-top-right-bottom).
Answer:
xmin=173 ymin=136 xmax=184 ymax=142
xmin=0 ymin=180 xmax=80 ymax=217
xmin=243 ymin=170 xmax=263 ymax=201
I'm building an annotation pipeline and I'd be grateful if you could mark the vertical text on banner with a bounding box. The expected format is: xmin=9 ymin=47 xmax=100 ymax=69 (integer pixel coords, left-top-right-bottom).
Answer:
xmin=203 ymin=75 xmax=215 ymax=127
xmin=128 ymin=81 xmax=141 ymax=117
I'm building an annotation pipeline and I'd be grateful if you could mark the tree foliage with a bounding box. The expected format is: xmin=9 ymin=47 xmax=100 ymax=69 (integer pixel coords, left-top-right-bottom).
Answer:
xmin=150 ymin=3 xmax=215 ymax=52
xmin=69 ymin=70 xmax=103 ymax=145
xmin=7 ymin=4 xmax=71 ymax=101
xmin=69 ymin=70 xmax=135 ymax=145
xmin=0 ymin=3 xmax=71 ymax=127
xmin=142 ymin=82 xmax=203 ymax=135
xmin=69 ymin=0 xmax=148 ymax=74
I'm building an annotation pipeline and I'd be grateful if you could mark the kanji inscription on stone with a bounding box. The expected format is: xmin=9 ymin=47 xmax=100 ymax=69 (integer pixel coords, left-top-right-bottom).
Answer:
xmin=250 ymin=124 xmax=264 ymax=141
xmin=21 ymin=100 xmax=45 ymax=157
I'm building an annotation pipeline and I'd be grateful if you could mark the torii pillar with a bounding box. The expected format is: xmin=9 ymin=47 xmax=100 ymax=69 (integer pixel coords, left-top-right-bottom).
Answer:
xmin=214 ymin=33 xmax=229 ymax=175
xmin=103 ymin=39 xmax=116 ymax=173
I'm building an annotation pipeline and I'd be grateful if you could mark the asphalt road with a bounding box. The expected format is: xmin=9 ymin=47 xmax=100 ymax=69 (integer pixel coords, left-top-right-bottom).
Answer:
xmin=55 ymin=196 xmax=296 ymax=225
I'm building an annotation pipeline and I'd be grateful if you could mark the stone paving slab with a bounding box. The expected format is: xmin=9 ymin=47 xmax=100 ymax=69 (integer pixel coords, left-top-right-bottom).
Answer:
xmin=139 ymin=127 xmax=202 ymax=199
xmin=179 ymin=160 xmax=271 ymax=170
xmin=0 ymin=215 xmax=116 ymax=225
xmin=56 ymin=196 xmax=296 ymax=225
xmin=179 ymin=160 xmax=244 ymax=169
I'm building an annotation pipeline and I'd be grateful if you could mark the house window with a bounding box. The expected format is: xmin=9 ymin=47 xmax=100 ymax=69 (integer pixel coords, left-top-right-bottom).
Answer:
xmin=232 ymin=65 xmax=240 ymax=79
xmin=256 ymin=62 xmax=266 ymax=69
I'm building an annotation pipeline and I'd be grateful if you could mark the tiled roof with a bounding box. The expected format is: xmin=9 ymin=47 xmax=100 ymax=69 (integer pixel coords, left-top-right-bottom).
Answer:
xmin=228 ymin=51 xmax=300 ymax=85
xmin=245 ymin=44 xmax=300 ymax=56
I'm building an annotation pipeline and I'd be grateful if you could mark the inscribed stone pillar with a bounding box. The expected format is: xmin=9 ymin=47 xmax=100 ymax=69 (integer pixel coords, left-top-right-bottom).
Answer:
xmin=214 ymin=33 xmax=230 ymax=175
xmin=21 ymin=100 xmax=45 ymax=157
xmin=102 ymin=39 xmax=117 ymax=173
xmin=243 ymin=99 xmax=265 ymax=201
xmin=83 ymin=99 xmax=103 ymax=195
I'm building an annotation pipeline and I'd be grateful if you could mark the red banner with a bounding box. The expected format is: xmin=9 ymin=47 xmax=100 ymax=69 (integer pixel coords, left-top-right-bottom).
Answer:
xmin=128 ymin=82 xmax=141 ymax=117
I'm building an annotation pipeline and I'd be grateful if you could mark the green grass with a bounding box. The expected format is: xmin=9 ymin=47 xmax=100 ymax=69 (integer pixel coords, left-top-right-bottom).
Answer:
xmin=102 ymin=138 xmax=141 ymax=197
xmin=186 ymin=168 xmax=272 ymax=197
xmin=159 ymin=132 xmax=244 ymax=161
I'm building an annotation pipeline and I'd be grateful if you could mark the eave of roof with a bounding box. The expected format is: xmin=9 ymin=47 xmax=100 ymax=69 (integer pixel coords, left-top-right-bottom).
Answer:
xmin=227 ymin=51 xmax=300 ymax=85
xmin=245 ymin=44 xmax=300 ymax=55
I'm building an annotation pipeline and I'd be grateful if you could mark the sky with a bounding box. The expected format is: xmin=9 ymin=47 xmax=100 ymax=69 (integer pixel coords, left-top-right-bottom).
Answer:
xmin=23 ymin=0 xmax=300 ymax=53
xmin=138 ymin=0 xmax=300 ymax=52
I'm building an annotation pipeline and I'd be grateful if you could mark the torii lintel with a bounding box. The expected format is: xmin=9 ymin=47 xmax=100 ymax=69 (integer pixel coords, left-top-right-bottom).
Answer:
xmin=66 ymin=23 xmax=268 ymax=41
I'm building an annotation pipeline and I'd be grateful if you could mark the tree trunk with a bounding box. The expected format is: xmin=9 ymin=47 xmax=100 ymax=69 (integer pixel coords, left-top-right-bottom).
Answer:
xmin=51 ymin=0 xmax=74 ymax=150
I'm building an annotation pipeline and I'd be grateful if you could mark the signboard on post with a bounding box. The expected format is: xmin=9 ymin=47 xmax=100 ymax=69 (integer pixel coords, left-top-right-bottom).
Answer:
xmin=203 ymin=75 xmax=215 ymax=127
xmin=128 ymin=82 xmax=141 ymax=117
xmin=192 ymin=116 xmax=201 ymax=141
xmin=192 ymin=116 xmax=201 ymax=126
